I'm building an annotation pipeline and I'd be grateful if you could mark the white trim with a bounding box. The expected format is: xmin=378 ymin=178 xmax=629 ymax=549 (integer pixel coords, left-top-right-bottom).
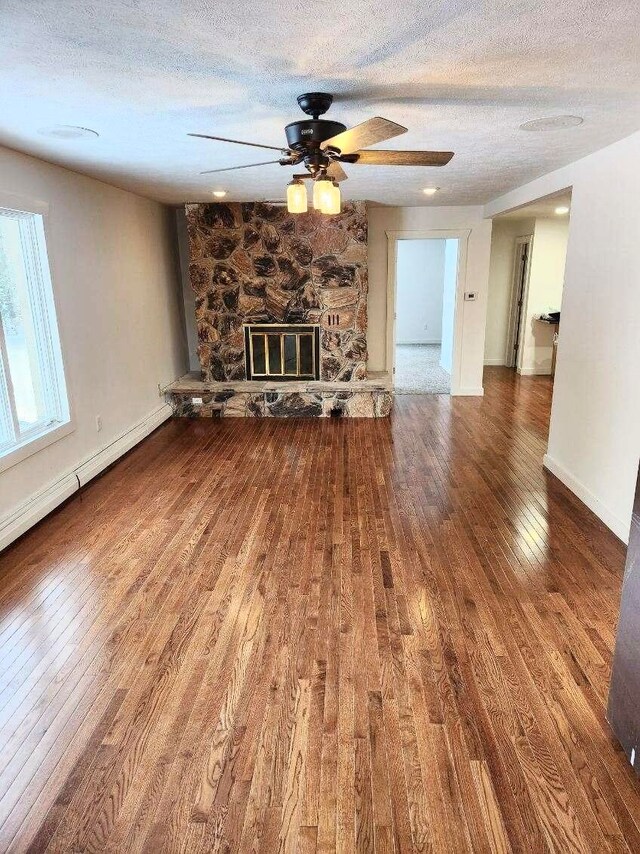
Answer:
xmin=75 ymin=404 xmax=171 ymax=486
xmin=0 ymin=403 xmax=172 ymax=552
xmin=0 ymin=420 xmax=74 ymax=473
xmin=543 ymin=453 xmax=630 ymax=543
xmin=385 ymin=229 xmax=471 ymax=397
xmin=0 ymin=474 xmax=78 ymax=554
xmin=456 ymin=386 xmax=485 ymax=397
xmin=517 ymin=366 xmax=553 ymax=376
xmin=483 ymin=358 xmax=505 ymax=366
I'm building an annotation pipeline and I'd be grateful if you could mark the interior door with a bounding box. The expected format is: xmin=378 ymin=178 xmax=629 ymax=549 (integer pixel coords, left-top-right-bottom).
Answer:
xmin=505 ymin=236 xmax=532 ymax=369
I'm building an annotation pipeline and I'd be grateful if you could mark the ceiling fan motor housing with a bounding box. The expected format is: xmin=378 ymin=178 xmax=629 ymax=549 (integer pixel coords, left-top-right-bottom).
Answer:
xmin=284 ymin=119 xmax=347 ymax=153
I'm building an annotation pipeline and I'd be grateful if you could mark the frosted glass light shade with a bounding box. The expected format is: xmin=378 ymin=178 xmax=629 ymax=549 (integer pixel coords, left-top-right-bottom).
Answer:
xmin=322 ymin=181 xmax=341 ymax=215
xmin=287 ymin=180 xmax=307 ymax=213
xmin=313 ymin=178 xmax=333 ymax=211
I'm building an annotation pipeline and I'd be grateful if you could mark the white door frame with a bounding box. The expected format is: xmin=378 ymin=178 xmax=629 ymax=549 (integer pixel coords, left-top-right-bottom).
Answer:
xmin=504 ymin=234 xmax=533 ymax=369
xmin=386 ymin=229 xmax=470 ymax=396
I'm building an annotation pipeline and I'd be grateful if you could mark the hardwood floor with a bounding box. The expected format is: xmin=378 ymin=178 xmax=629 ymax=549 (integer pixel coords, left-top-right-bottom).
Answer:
xmin=0 ymin=367 xmax=637 ymax=853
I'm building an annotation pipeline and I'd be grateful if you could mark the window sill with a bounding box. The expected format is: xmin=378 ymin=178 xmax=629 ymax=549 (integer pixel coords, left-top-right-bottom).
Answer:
xmin=0 ymin=420 xmax=74 ymax=474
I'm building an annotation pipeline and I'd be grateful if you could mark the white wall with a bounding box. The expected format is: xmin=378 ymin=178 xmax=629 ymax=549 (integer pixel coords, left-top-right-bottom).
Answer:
xmin=484 ymin=218 xmax=535 ymax=365
xmin=367 ymin=206 xmax=493 ymax=395
xmin=395 ymin=239 xmax=445 ymax=344
xmin=440 ymin=239 xmax=458 ymax=374
xmin=520 ymin=217 xmax=569 ymax=374
xmin=485 ymin=130 xmax=640 ymax=542
xmin=0 ymin=145 xmax=186 ymax=546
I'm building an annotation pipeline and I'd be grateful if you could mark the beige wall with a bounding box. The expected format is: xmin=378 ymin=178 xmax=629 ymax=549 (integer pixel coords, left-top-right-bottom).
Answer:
xmin=367 ymin=206 xmax=492 ymax=395
xmin=175 ymin=207 xmax=200 ymax=372
xmin=0 ymin=145 xmax=186 ymax=539
xmin=484 ymin=217 xmax=535 ymax=365
xmin=520 ymin=217 xmax=569 ymax=374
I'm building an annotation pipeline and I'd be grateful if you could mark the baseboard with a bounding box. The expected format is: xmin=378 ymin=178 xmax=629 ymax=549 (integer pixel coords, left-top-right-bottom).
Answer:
xmin=75 ymin=404 xmax=172 ymax=486
xmin=543 ymin=453 xmax=630 ymax=543
xmin=484 ymin=358 xmax=506 ymax=366
xmin=0 ymin=403 xmax=173 ymax=552
xmin=452 ymin=386 xmax=485 ymax=397
xmin=0 ymin=475 xmax=79 ymax=554
xmin=518 ymin=366 xmax=552 ymax=376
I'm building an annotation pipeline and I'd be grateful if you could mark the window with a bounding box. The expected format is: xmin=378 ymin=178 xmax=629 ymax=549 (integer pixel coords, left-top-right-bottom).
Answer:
xmin=0 ymin=206 xmax=69 ymax=463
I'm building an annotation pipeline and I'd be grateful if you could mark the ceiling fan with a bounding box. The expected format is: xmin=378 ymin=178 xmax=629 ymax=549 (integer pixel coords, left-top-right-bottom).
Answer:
xmin=189 ymin=92 xmax=454 ymax=214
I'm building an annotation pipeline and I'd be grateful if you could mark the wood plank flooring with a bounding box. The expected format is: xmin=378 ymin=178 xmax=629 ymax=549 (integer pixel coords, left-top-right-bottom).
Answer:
xmin=0 ymin=367 xmax=637 ymax=852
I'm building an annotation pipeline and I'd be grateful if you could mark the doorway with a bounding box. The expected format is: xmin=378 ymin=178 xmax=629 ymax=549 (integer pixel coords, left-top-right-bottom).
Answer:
xmin=484 ymin=189 xmax=572 ymax=442
xmin=389 ymin=236 xmax=460 ymax=394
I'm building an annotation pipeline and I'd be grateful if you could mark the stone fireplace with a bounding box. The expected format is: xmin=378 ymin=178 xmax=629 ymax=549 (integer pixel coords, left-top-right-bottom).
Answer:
xmin=164 ymin=200 xmax=391 ymax=417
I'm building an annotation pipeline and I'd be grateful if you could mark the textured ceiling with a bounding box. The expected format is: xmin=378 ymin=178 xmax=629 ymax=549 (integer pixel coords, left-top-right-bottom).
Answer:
xmin=1 ymin=0 xmax=639 ymax=205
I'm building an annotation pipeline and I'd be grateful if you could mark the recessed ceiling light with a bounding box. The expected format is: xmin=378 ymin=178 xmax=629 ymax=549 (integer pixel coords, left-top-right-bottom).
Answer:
xmin=422 ymin=187 xmax=439 ymax=196
xmin=37 ymin=125 xmax=99 ymax=139
xmin=212 ymin=190 xmax=227 ymax=198
xmin=519 ymin=115 xmax=584 ymax=132
xmin=555 ymin=206 xmax=570 ymax=215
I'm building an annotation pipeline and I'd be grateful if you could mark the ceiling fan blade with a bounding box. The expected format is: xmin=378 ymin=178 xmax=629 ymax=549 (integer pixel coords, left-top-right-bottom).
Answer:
xmin=189 ymin=133 xmax=289 ymax=153
xmin=353 ymin=150 xmax=454 ymax=166
xmin=326 ymin=161 xmax=348 ymax=182
xmin=200 ymin=160 xmax=285 ymax=175
xmin=321 ymin=117 xmax=407 ymax=155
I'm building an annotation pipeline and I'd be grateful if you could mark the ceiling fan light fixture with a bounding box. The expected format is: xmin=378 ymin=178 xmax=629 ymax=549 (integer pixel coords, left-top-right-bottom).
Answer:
xmin=287 ymin=178 xmax=308 ymax=214
xmin=313 ymin=177 xmax=333 ymax=211
xmin=322 ymin=180 xmax=341 ymax=215
xmin=190 ymin=93 xmax=455 ymax=204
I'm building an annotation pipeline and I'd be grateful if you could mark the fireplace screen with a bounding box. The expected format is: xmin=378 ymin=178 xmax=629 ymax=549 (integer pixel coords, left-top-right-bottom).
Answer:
xmin=244 ymin=324 xmax=320 ymax=381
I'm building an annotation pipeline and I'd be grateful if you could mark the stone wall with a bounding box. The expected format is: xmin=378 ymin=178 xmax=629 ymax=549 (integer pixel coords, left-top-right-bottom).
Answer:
xmin=186 ymin=201 xmax=368 ymax=382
